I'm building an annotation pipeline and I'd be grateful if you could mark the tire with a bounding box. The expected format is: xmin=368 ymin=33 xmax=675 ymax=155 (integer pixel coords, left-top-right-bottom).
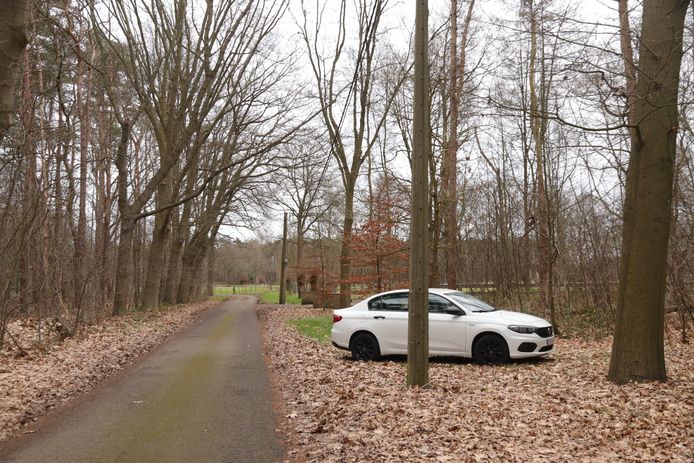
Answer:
xmin=350 ymin=332 xmax=380 ymax=361
xmin=472 ymin=334 xmax=509 ymax=365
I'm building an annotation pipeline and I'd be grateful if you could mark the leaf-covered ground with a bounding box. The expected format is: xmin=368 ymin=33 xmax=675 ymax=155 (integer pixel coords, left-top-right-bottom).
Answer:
xmin=0 ymin=301 xmax=216 ymax=442
xmin=260 ymin=307 xmax=694 ymax=463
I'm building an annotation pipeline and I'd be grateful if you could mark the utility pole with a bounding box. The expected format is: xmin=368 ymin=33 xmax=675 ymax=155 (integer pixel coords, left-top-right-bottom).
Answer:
xmin=407 ymin=0 xmax=430 ymax=387
xmin=279 ymin=212 xmax=288 ymax=304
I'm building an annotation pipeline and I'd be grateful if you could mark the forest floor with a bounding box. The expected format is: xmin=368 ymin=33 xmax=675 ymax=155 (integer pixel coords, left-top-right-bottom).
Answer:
xmin=260 ymin=306 xmax=694 ymax=463
xmin=0 ymin=300 xmax=217 ymax=442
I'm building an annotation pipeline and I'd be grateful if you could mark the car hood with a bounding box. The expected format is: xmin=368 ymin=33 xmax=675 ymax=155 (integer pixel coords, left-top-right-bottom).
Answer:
xmin=472 ymin=310 xmax=550 ymax=326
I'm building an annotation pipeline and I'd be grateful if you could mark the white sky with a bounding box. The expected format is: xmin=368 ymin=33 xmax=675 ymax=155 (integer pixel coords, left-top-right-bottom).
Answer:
xmin=232 ymin=0 xmax=627 ymax=241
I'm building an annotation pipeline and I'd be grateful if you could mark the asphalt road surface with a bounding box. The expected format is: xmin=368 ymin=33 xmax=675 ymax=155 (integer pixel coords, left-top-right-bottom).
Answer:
xmin=1 ymin=296 xmax=284 ymax=463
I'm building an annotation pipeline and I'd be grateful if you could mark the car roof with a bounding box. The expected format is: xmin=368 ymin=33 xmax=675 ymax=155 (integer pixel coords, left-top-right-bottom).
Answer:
xmin=366 ymin=288 xmax=458 ymax=298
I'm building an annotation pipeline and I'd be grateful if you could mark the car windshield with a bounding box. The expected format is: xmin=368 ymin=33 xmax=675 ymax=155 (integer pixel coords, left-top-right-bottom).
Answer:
xmin=443 ymin=291 xmax=497 ymax=312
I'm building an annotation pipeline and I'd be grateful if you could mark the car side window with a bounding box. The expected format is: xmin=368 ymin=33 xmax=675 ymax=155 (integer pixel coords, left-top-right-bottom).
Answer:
xmin=428 ymin=294 xmax=453 ymax=313
xmin=369 ymin=292 xmax=408 ymax=311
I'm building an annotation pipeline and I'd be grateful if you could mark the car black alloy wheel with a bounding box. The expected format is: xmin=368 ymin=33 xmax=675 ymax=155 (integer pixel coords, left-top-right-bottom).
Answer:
xmin=473 ymin=334 xmax=509 ymax=365
xmin=350 ymin=332 xmax=380 ymax=361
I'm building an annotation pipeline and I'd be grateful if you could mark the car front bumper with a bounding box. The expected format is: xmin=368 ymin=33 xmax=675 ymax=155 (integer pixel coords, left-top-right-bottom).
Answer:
xmin=506 ymin=334 xmax=555 ymax=359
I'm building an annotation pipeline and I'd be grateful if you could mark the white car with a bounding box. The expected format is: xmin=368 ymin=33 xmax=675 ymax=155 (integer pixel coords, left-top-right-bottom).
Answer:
xmin=331 ymin=288 xmax=555 ymax=364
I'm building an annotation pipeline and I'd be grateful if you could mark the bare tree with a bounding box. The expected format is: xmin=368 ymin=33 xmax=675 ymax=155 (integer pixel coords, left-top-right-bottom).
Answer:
xmin=270 ymin=135 xmax=335 ymax=295
xmin=94 ymin=0 xmax=288 ymax=310
xmin=299 ymin=0 xmax=406 ymax=306
xmin=442 ymin=0 xmax=475 ymax=290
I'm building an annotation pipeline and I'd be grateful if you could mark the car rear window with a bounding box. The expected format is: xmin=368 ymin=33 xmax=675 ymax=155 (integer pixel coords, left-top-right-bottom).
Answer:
xmin=368 ymin=292 xmax=409 ymax=311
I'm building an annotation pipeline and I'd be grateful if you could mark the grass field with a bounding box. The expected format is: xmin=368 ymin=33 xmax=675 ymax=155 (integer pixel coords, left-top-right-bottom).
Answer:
xmin=214 ymin=285 xmax=279 ymax=296
xmin=286 ymin=315 xmax=333 ymax=343
xmin=259 ymin=290 xmax=301 ymax=304
xmin=212 ymin=285 xmax=301 ymax=305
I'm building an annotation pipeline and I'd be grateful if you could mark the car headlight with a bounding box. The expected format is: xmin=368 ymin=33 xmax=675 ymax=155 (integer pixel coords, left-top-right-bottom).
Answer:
xmin=507 ymin=325 xmax=537 ymax=334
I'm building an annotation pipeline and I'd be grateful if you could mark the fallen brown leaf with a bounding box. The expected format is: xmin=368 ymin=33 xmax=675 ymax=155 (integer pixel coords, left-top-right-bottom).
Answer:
xmin=260 ymin=306 xmax=694 ymax=463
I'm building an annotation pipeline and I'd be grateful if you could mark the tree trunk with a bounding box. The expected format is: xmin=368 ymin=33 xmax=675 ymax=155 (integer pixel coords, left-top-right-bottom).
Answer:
xmin=608 ymin=0 xmax=689 ymax=384
xmin=339 ymin=176 xmax=356 ymax=307
xmin=94 ymin=88 xmax=111 ymax=310
xmin=617 ymin=0 xmax=638 ymax=131
xmin=0 ymin=0 xmax=29 ymax=143
xmin=407 ymin=0 xmax=430 ymax=388
xmin=429 ymin=144 xmax=441 ymax=287
xmin=206 ymin=238 xmax=215 ymax=297
xmin=141 ymin=179 xmax=173 ymax=309
xmin=177 ymin=237 xmax=208 ymax=304
xmin=113 ymin=218 xmax=135 ymax=315
xmin=142 ymin=210 xmax=172 ymax=309
xmin=443 ymin=0 xmax=459 ymax=290
xmin=527 ymin=0 xmax=559 ymax=333
xmin=67 ymin=0 xmax=91 ymax=313
xmin=112 ymin=121 xmax=133 ymax=315
xmin=296 ymin=223 xmax=304 ymax=296
xmin=18 ymin=47 xmax=36 ymax=315
xmin=163 ymin=160 xmax=198 ymax=303
xmin=279 ymin=212 xmax=288 ymax=304
xmin=163 ymin=207 xmax=183 ymax=304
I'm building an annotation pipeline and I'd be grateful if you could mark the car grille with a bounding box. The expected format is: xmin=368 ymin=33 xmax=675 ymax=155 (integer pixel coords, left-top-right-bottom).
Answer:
xmin=535 ymin=326 xmax=553 ymax=338
xmin=518 ymin=342 xmax=537 ymax=352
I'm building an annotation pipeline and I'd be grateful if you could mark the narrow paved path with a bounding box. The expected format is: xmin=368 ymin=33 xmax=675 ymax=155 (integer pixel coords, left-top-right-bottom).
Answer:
xmin=2 ymin=296 xmax=283 ymax=462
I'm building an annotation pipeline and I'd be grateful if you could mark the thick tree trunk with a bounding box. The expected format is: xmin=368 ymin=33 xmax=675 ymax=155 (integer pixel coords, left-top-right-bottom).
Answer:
xmin=142 ymin=208 xmax=172 ymax=309
xmin=163 ymin=208 xmax=183 ymax=304
xmin=112 ymin=121 xmax=133 ymax=315
xmin=163 ymin=162 xmax=198 ymax=303
xmin=0 ymin=0 xmax=29 ymax=143
xmin=608 ymin=0 xmax=689 ymax=383
xmin=177 ymin=237 xmax=208 ymax=304
xmin=177 ymin=215 xmax=219 ymax=304
xmin=407 ymin=0 xmax=430 ymax=387
xmin=113 ymin=219 xmax=135 ymax=315
xmin=141 ymin=176 xmax=173 ymax=309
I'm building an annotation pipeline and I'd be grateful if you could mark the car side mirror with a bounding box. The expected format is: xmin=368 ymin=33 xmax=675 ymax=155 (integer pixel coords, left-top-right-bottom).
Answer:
xmin=445 ymin=306 xmax=464 ymax=316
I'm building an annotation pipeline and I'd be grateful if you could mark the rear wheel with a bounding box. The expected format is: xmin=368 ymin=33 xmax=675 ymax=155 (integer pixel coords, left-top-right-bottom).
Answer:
xmin=473 ymin=334 xmax=509 ymax=365
xmin=350 ymin=332 xmax=380 ymax=361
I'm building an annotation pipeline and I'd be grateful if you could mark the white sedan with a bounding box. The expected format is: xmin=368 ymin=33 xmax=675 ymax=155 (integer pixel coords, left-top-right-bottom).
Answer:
xmin=331 ymin=288 xmax=555 ymax=364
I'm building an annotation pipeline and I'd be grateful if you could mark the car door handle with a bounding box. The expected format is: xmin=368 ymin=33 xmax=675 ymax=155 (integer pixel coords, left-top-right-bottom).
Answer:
xmin=373 ymin=315 xmax=386 ymax=319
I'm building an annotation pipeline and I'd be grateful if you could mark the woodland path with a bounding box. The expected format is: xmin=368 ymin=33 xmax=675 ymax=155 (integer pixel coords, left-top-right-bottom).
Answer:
xmin=1 ymin=296 xmax=284 ymax=463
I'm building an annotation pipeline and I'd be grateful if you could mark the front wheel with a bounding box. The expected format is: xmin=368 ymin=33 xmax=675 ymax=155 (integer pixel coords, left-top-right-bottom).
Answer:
xmin=472 ymin=334 xmax=509 ymax=365
xmin=350 ymin=332 xmax=380 ymax=361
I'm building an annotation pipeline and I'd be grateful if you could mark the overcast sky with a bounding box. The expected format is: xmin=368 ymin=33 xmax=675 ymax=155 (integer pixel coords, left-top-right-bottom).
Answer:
xmin=231 ymin=0 xmax=629 ymax=242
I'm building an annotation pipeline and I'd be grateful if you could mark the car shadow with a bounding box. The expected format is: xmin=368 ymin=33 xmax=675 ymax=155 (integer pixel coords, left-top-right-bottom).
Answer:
xmin=341 ymin=354 xmax=555 ymax=366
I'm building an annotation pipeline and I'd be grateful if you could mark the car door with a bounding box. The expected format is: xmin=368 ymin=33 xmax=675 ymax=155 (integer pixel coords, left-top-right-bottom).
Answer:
xmin=367 ymin=292 xmax=409 ymax=354
xmin=428 ymin=294 xmax=466 ymax=355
